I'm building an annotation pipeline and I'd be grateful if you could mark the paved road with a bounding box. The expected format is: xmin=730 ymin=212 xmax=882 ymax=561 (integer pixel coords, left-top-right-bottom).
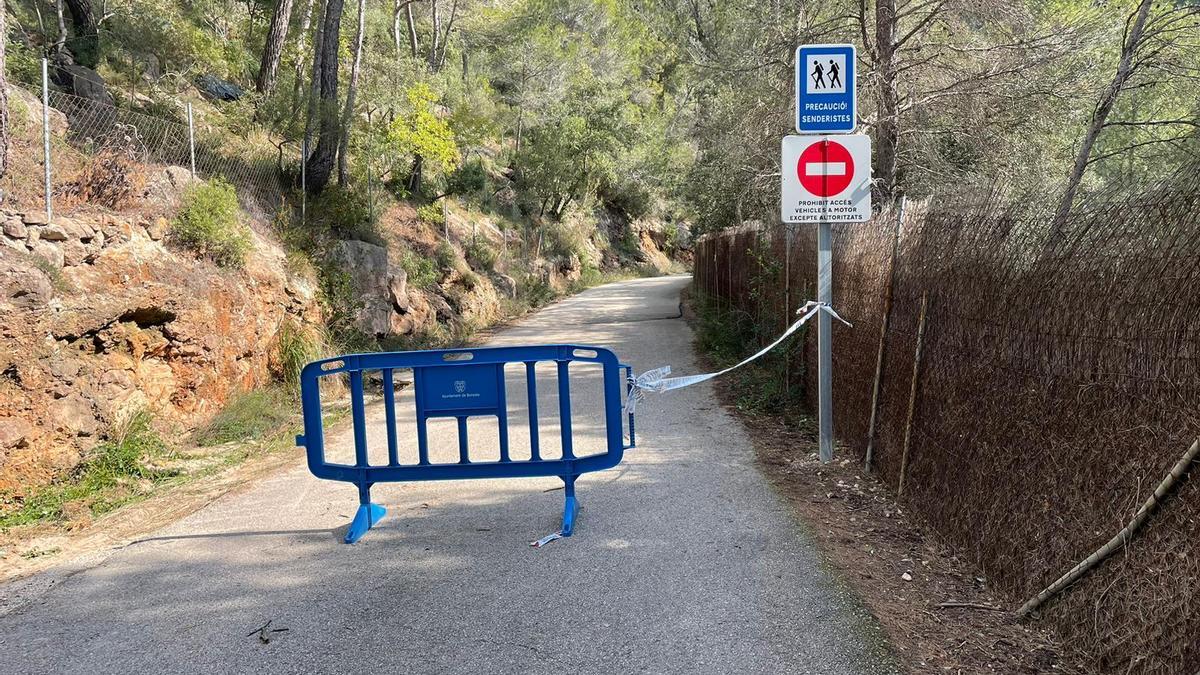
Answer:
xmin=1 ymin=276 xmax=893 ymax=674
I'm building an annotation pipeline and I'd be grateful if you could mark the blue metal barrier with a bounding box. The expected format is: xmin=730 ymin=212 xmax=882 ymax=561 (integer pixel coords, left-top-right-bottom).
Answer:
xmin=296 ymin=345 xmax=637 ymax=543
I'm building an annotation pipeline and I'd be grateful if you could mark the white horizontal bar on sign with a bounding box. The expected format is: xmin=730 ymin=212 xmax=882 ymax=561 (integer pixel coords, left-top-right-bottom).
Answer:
xmin=804 ymin=162 xmax=847 ymax=176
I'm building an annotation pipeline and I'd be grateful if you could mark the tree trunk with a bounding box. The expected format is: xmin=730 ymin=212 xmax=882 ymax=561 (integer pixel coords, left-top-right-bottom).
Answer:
xmin=53 ymin=0 xmax=68 ymax=55
xmin=407 ymin=154 xmax=424 ymax=194
xmin=429 ymin=0 xmax=441 ymax=70
xmin=256 ymin=0 xmax=296 ymax=94
xmin=393 ymin=0 xmax=404 ymax=56
xmin=1049 ymin=0 xmax=1153 ymax=241
xmin=305 ymin=0 xmax=345 ymax=194
xmin=337 ymin=0 xmax=367 ymax=186
xmin=63 ymin=0 xmax=99 ymax=68
xmin=437 ymin=0 xmax=459 ymax=70
xmin=303 ymin=0 xmax=327 ymax=149
xmin=0 ymin=1 xmax=9 ymax=180
xmin=291 ymin=0 xmax=316 ymax=112
xmin=406 ymin=1 xmax=419 ymax=58
xmin=874 ymin=0 xmax=900 ymax=206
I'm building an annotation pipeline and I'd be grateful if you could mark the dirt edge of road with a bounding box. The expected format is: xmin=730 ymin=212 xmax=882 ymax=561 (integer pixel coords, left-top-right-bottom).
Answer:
xmin=685 ymin=296 xmax=1090 ymax=674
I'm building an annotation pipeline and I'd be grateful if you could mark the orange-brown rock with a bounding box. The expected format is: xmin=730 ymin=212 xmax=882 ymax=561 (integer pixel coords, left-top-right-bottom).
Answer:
xmin=0 ymin=210 xmax=320 ymax=496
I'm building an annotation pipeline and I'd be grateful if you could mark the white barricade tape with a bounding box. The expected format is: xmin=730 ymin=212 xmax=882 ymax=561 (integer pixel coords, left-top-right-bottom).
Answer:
xmin=529 ymin=531 xmax=563 ymax=548
xmin=626 ymin=301 xmax=850 ymax=413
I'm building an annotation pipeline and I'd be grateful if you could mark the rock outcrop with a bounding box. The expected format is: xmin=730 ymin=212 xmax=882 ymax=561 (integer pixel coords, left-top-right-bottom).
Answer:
xmin=0 ymin=206 xmax=319 ymax=495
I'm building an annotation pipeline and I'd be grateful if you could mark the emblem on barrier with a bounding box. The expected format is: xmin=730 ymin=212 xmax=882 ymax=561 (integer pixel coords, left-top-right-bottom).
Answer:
xmin=454 ymin=380 xmax=466 ymax=393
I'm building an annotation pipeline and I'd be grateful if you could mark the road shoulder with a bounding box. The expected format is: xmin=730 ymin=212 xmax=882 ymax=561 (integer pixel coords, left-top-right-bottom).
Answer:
xmin=689 ymin=297 xmax=1089 ymax=673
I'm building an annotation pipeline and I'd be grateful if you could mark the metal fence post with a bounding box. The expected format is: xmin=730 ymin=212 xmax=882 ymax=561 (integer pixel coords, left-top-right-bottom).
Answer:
xmin=367 ymin=151 xmax=374 ymax=223
xmin=41 ymin=58 xmax=52 ymax=222
xmin=783 ymin=222 xmax=792 ymax=394
xmin=186 ymin=102 xmax=196 ymax=178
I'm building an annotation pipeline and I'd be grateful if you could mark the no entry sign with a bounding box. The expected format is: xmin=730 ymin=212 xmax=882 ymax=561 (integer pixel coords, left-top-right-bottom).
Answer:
xmin=781 ymin=135 xmax=871 ymax=223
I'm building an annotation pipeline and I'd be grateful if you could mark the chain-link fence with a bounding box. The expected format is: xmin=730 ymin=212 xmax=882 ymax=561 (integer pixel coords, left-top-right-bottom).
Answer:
xmin=694 ymin=173 xmax=1200 ymax=672
xmin=4 ymin=61 xmax=289 ymax=225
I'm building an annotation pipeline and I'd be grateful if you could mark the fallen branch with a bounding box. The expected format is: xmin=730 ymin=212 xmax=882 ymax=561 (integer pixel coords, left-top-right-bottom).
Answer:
xmin=1017 ymin=437 xmax=1200 ymax=618
xmin=936 ymin=601 xmax=1004 ymax=612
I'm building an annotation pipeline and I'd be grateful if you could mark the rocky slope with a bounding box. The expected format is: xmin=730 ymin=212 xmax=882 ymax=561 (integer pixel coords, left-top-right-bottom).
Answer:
xmin=0 ymin=194 xmax=320 ymax=495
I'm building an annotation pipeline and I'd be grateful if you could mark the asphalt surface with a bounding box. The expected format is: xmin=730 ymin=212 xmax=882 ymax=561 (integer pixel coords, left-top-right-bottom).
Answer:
xmin=1 ymin=276 xmax=894 ymax=674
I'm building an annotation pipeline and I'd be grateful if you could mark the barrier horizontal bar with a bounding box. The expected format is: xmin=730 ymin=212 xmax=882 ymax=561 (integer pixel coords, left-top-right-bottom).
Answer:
xmin=301 ymin=344 xmax=619 ymax=380
xmin=308 ymin=454 xmax=621 ymax=484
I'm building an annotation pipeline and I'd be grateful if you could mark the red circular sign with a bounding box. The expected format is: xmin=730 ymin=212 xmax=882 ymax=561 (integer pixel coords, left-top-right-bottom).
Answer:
xmin=797 ymin=140 xmax=854 ymax=197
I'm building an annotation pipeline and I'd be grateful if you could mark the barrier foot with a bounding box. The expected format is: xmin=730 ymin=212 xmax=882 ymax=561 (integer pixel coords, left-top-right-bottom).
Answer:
xmin=345 ymin=503 xmax=387 ymax=544
xmin=560 ymin=475 xmax=579 ymax=537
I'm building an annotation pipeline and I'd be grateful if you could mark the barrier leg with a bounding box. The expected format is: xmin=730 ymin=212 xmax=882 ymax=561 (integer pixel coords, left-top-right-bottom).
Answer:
xmin=560 ymin=475 xmax=579 ymax=537
xmin=346 ymin=483 xmax=387 ymax=544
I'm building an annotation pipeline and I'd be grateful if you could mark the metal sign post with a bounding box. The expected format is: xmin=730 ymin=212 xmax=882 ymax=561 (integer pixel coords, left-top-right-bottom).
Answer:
xmin=816 ymin=218 xmax=833 ymax=461
xmin=781 ymin=134 xmax=871 ymax=463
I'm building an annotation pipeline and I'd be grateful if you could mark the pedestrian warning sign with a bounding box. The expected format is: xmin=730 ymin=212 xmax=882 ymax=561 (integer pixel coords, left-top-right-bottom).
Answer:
xmin=781 ymin=135 xmax=871 ymax=223
xmin=806 ymin=53 xmax=846 ymax=94
xmin=796 ymin=44 xmax=856 ymax=134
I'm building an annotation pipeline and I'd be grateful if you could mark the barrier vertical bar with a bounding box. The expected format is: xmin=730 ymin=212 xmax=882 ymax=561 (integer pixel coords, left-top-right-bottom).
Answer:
xmin=557 ymin=360 xmax=574 ymax=459
xmin=624 ymin=365 xmax=636 ymax=447
xmin=817 ymin=216 xmax=833 ymax=463
xmin=383 ymin=368 xmax=399 ymax=466
xmin=41 ymin=58 xmax=52 ymax=222
xmin=350 ymin=370 xmax=369 ymax=467
xmin=186 ymin=102 xmax=196 ymax=178
xmin=526 ymin=361 xmax=541 ymax=460
xmin=496 ymin=366 xmax=510 ymax=462
xmin=414 ymin=367 xmax=430 ymax=465
xmin=456 ymin=417 xmax=470 ymax=464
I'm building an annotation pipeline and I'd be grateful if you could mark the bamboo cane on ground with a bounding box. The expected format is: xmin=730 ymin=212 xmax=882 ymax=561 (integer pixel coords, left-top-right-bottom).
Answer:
xmin=1017 ymin=437 xmax=1200 ymax=617
xmin=865 ymin=199 xmax=906 ymax=473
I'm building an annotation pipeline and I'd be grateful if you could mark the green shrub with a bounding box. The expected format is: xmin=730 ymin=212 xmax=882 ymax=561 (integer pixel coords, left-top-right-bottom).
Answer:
xmin=435 ymin=240 xmax=458 ymax=270
xmin=465 ymin=239 xmax=498 ymax=271
xmin=578 ymin=265 xmax=604 ymax=287
xmin=544 ymin=221 xmax=590 ymax=264
xmin=315 ymin=258 xmax=364 ymax=346
xmin=277 ymin=320 xmax=327 ymax=391
xmin=417 ymin=202 xmax=446 ymax=226
xmin=195 ymin=388 xmax=292 ymax=447
xmin=398 ymin=246 xmax=439 ymax=289
xmin=171 ymin=178 xmax=251 ymax=268
xmin=600 ymin=177 xmax=654 ymax=220
xmin=308 ymin=184 xmax=380 ymax=243
xmin=517 ymin=273 xmax=558 ymax=308
xmin=461 ymin=270 xmax=480 ymax=290
xmin=444 ymin=159 xmax=488 ymax=198
xmin=6 ymin=39 xmax=41 ymax=86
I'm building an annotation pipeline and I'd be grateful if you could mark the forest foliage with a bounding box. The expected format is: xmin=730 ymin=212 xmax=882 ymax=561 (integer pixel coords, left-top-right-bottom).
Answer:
xmin=1 ymin=0 xmax=1197 ymax=236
